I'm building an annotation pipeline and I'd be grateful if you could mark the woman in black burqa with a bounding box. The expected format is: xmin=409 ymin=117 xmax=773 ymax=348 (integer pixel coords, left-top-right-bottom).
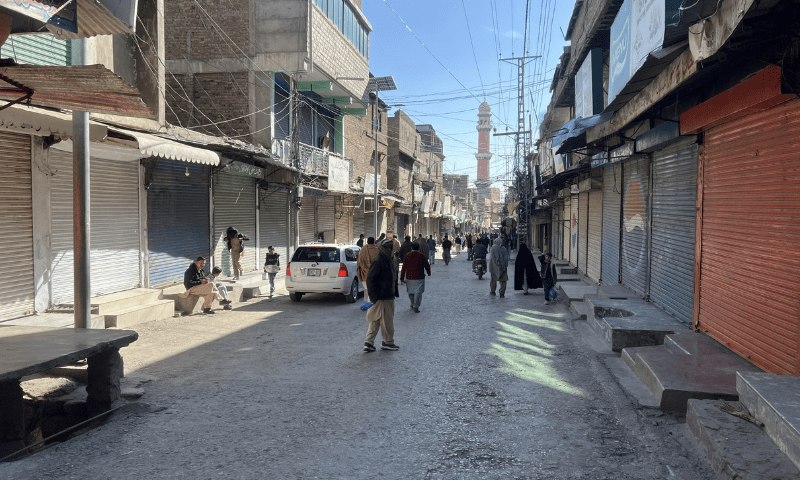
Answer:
xmin=514 ymin=243 xmax=542 ymax=295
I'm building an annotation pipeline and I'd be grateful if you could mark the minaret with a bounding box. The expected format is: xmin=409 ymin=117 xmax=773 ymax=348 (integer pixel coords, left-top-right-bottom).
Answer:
xmin=475 ymin=101 xmax=493 ymax=186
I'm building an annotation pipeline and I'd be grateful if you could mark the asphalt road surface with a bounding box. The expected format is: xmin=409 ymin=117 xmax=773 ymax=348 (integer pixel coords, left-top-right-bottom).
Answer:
xmin=1 ymin=250 xmax=714 ymax=479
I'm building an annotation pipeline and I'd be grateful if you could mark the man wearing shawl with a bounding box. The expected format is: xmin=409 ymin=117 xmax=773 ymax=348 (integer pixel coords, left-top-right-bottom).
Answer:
xmin=514 ymin=243 xmax=542 ymax=295
xmin=489 ymin=237 xmax=509 ymax=297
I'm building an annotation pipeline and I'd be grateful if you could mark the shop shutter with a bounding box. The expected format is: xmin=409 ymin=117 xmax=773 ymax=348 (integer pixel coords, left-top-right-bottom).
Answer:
xmin=650 ymin=140 xmax=698 ymax=325
xmin=569 ymin=195 xmax=579 ymax=266
xmin=0 ymin=132 xmax=34 ymax=318
xmin=396 ymin=214 xmax=407 ymax=239
xmin=317 ymin=196 xmax=336 ymax=237
xmin=621 ymin=157 xmax=650 ymax=297
xmin=551 ymin=207 xmax=561 ymax=260
xmin=298 ymin=198 xmax=317 ymax=244
xmin=561 ymin=200 xmax=570 ymax=261
xmin=259 ymin=188 xmax=290 ymax=278
xmin=602 ymin=165 xmax=622 ymax=284
xmin=50 ymin=151 xmax=141 ymax=304
xmin=352 ymin=202 xmax=366 ymax=242
xmin=147 ymin=161 xmax=210 ymax=287
xmin=698 ymin=99 xmax=800 ymax=376
xmin=213 ymin=172 xmax=256 ymax=276
xmin=578 ymin=192 xmax=589 ymax=274
xmin=587 ymin=189 xmax=603 ymax=283
xmin=335 ymin=196 xmax=352 ymax=243
xmin=0 ymin=34 xmax=71 ymax=66
xmin=364 ymin=206 xmax=375 ymax=240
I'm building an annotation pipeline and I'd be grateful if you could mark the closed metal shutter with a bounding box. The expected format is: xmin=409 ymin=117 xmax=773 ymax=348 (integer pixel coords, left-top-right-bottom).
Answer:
xmin=50 ymin=151 xmax=141 ymax=304
xmin=335 ymin=196 xmax=351 ymax=243
xmin=365 ymin=206 xmax=375 ymax=240
xmin=569 ymin=195 xmax=579 ymax=266
xmin=551 ymin=206 xmax=561 ymax=260
xmin=0 ymin=132 xmax=34 ymax=318
xmin=578 ymin=192 xmax=589 ymax=273
xmin=602 ymin=165 xmax=622 ymax=284
xmin=298 ymin=198 xmax=317 ymax=244
xmin=259 ymin=188 xmax=290 ymax=278
xmin=650 ymin=140 xmax=698 ymax=325
xmin=621 ymin=157 xmax=650 ymax=297
xmin=353 ymin=202 xmax=366 ymax=242
xmin=395 ymin=214 xmax=407 ymax=239
xmin=698 ymin=99 xmax=800 ymax=376
xmin=213 ymin=172 xmax=256 ymax=276
xmin=317 ymin=196 xmax=336 ymax=236
xmin=587 ymin=189 xmax=603 ymax=283
xmin=1 ymin=34 xmax=71 ymax=66
xmin=147 ymin=160 xmax=210 ymax=287
xmin=561 ymin=200 xmax=570 ymax=261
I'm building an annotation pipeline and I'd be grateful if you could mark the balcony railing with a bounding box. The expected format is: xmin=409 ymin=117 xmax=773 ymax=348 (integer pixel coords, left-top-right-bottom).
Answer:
xmin=272 ymin=138 xmax=353 ymax=179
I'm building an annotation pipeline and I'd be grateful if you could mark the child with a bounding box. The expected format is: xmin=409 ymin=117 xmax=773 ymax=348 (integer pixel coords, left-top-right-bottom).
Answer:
xmin=538 ymin=252 xmax=558 ymax=305
xmin=263 ymin=246 xmax=281 ymax=298
xmin=210 ymin=266 xmax=233 ymax=310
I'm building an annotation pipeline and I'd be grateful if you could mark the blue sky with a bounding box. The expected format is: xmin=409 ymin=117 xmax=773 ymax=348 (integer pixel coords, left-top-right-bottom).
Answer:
xmin=362 ymin=0 xmax=575 ymax=190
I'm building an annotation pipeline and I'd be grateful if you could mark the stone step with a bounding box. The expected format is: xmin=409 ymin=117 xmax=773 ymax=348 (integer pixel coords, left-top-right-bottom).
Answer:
xmin=687 ymin=399 xmax=800 ymax=480
xmin=597 ymin=285 xmax=638 ymax=300
xmin=557 ymin=274 xmax=587 ymax=283
xmin=104 ymin=300 xmax=174 ymax=329
xmin=569 ymin=301 xmax=592 ymax=320
xmin=559 ymin=284 xmax=598 ymax=305
xmin=557 ymin=265 xmax=577 ymax=275
xmin=62 ymin=288 xmax=162 ymax=315
xmin=663 ymin=332 xmax=735 ymax=356
xmin=737 ymin=372 xmax=800 ymax=471
xmin=584 ymin=297 xmax=683 ymax=352
xmin=626 ymin=346 xmax=760 ymax=412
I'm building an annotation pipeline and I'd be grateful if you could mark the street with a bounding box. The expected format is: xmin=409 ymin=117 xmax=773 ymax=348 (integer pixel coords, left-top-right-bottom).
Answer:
xmin=1 ymin=251 xmax=714 ymax=480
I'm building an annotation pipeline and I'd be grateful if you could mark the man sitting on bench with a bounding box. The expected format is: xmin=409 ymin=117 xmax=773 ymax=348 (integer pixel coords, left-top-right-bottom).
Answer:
xmin=183 ymin=256 xmax=230 ymax=314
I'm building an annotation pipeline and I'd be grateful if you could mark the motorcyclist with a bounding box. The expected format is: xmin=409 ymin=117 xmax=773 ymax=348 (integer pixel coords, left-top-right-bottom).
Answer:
xmin=472 ymin=241 xmax=488 ymax=273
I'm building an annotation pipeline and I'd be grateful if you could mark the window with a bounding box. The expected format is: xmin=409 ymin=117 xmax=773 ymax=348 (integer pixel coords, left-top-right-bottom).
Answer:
xmin=345 ymin=249 xmax=358 ymax=262
xmin=292 ymin=247 xmax=341 ymax=263
xmin=314 ymin=0 xmax=369 ymax=59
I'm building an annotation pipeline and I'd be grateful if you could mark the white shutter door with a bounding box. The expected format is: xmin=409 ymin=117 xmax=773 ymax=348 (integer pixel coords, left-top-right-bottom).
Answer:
xmin=334 ymin=196 xmax=351 ymax=243
xmin=317 ymin=196 xmax=336 ymax=235
xmin=259 ymin=188 xmax=290 ymax=278
xmin=578 ymin=191 xmax=588 ymax=274
xmin=587 ymin=189 xmax=603 ymax=283
xmin=352 ymin=202 xmax=366 ymax=243
xmin=214 ymin=172 xmax=257 ymax=275
xmin=0 ymin=132 xmax=34 ymax=318
xmin=50 ymin=150 xmax=141 ymax=304
xmin=298 ymin=198 xmax=317 ymax=244
xmin=570 ymin=195 xmax=579 ymax=265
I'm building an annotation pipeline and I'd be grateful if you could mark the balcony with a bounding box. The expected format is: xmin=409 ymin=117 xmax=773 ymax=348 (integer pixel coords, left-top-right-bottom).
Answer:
xmin=272 ymin=138 xmax=353 ymax=179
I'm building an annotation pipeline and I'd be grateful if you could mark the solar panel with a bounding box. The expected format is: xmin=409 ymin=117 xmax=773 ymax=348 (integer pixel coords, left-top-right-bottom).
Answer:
xmin=367 ymin=76 xmax=397 ymax=92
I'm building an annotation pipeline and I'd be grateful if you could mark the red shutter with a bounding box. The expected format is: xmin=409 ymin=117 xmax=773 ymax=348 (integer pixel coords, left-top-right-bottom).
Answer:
xmin=697 ymin=99 xmax=800 ymax=376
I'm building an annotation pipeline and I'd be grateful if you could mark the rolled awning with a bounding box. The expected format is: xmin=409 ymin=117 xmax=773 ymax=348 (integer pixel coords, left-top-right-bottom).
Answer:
xmin=0 ymin=104 xmax=107 ymax=140
xmin=106 ymin=127 xmax=220 ymax=165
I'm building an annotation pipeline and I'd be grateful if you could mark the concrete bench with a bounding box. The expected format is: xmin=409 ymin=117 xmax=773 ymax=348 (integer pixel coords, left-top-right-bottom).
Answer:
xmin=0 ymin=326 xmax=138 ymax=457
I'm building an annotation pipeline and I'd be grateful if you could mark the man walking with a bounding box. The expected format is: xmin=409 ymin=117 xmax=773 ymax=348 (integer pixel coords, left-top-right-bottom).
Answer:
xmin=416 ymin=233 xmax=429 ymax=260
xmin=489 ymin=237 xmax=509 ymax=297
xmin=356 ymin=234 xmax=365 ymax=248
xmin=399 ymin=242 xmax=431 ymax=313
xmin=364 ymin=238 xmax=400 ymax=352
xmin=441 ymin=235 xmax=452 ymax=266
xmin=427 ymin=235 xmax=437 ymax=265
xmin=263 ymin=246 xmax=280 ymax=298
xmin=466 ymin=233 xmax=474 ymax=260
xmin=357 ymin=237 xmax=379 ymax=303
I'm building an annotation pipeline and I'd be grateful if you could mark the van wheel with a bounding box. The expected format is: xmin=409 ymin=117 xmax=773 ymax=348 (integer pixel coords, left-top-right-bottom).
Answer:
xmin=290 ymin=292 xmax=303 ymax=301
xmin=345 ymin=279 xmax=358 ymax=303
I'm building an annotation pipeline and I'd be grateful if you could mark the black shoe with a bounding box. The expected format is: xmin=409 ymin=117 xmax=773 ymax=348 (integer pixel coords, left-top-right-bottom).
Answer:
xmin=202 ymin=308 xmax=215 ymax=314
xmin=220 ymin=299 xmax=231 ymax=305
xmin=500 ymin=294 xmax=505 ymax=298
xmin=490 ymin=292 xmax=496 ymax=296
xmin=413 ymin=307 xmax=420 ymax=313
xmin=381 ymin=342 xmax=399 ymax=351
xmin=363 ymin=342 xmax=376 ymax=352
xmin=223 ymin=305 xmax=233 ymax=310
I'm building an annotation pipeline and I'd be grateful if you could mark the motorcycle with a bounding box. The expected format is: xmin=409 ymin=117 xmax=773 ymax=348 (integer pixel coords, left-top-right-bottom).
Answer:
xmin=472 ymin=258 xmax=486 ymax=280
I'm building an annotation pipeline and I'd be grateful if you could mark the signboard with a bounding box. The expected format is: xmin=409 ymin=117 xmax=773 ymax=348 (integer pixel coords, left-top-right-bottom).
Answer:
xmin=327 ymin=156 xmax=350 ymax=193
xmin=363 ymin=173 xmax=381 ymax=194
xmin=553 ymin=146 xmax=566 ymax=174
xmin=575 ymin=49 xmax=604 ymax=119
xmin=443 ymin=196 xmax=452 ymax=216
xmin=227 ymin=161 xmax=264 ymax=178
xmin=609 ymin=0 xmax=667 ymax=105
xmin=298 ymin=186 xmax=327 ymax=198
xmin=421 ymin=192 xmax=431 ymax=213
xmin=414 ymin=185 xmax=424 ymax=202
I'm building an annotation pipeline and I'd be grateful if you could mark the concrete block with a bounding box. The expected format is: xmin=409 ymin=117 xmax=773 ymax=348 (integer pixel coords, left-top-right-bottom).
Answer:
xmin=737 ymin=372 xmax=800 ymax=471
xmin=687 ymin=399 xmax=800 ymax=479
xmin=598 ymin=285 xmax=638 ymax=300
xmin=559 ymin=284 xmax=597 ymax=303
xmin=104 ymin=300 xmax=174 ymax=329
xmin=164 ymin=293 xmax=203 ymax=315
xmin=557 ymin=265 xmax=577 ymax=275
xmin=569 ymin=301 xmax=592 ymax=320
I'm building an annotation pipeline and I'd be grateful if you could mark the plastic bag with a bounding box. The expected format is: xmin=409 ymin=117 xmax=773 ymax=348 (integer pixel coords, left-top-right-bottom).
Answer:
xmin=360 ymin=302 xmax=373 ymax=311
xmin=549 ymin=287 xmax=558 ymax=301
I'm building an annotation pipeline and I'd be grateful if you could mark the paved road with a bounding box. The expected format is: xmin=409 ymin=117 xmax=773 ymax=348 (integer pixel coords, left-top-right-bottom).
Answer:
xmin=2 ymin=250 xmax=714 ymax=479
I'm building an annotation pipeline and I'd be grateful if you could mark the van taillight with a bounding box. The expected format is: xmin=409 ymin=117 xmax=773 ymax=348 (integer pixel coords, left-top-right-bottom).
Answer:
xmin=338 ymin=263 xmax=348 ymax=277
xmin=286 ymin=262 xmax=291 ymax=276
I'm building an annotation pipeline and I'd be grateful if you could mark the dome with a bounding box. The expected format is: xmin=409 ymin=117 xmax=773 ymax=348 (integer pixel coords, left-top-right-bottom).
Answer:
xmin=478 ymin=101 xmax=491 ymax=113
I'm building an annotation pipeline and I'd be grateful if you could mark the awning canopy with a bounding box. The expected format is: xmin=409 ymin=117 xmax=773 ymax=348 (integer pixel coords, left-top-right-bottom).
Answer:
xmin=551 ymin=111 xmax=613 ymax=154
xmin=105 ymin=127 xmax=220 ymax=165
xmin=507 ymin=200 xmax=521 ymax=215
xmin=0 ymin=65 xmax=152 ymax=118
xmin=3 ymin=0 xmax=136 ymax=37
xmin=0 ymin=104 xmax=107 ymax=140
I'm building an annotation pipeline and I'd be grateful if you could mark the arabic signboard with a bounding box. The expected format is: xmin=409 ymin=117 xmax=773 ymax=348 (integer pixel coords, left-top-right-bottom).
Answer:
xmin=327 ymin=156 xmax=350 ymax=193
xmin=227 ymin=161 xmax=264 ymax=179
xmin=609 ymin=0 xmax=667 ymax=105
xmin=298 ymin=186 xmax=327 ymax=198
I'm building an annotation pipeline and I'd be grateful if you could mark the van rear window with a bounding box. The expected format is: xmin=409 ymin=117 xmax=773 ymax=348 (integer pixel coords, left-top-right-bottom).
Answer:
xmin=292 ymin=247 xmax=340 ymax=262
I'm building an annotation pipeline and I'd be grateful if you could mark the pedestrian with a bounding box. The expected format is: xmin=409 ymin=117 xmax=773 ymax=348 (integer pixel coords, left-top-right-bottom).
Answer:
xmin=181 ymin=256 xmax=230 ymax=314
xmin=427 ymin=235 xmax=437 ymax=265
xmin=391 ymin=233 xmax=402 ymax=277
xmin=441 ymin=235 xmax=452 ymax=266
xmin=378 ymin=232 xmax=386 ymax=243
xmin=398 ymin=235 xmax=413 ymax=264
xmin=363 ymin=238 xmax=400 ymax=352
xmin=263 ymin=246 xmax=280 ymax=298
xmin=357 ymin=234 xmax=365 ymax=248
xmin=539 ymin=252 xmax=559 ymax=305
xmin=466 ymin=233 xmax=474 ymax=260
xmin=514 ymin=243 xmax=542 ymax=295
xmin=489 ymin=237 xmax=509 ymax=297
xmin=399 ymin=242 xmax=430 ymax=313
xmin=357 ymin=237 xmax=379 ymax=302
xmin=416 ymin=233 xmax=429 ymax=259
xmin=225 ymin=226 xmax=248 ymax=280
xmin=454 ymin=235 xmax=462 ymax=254
xmin=209 ymin=267 xmax=233 ymax=310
